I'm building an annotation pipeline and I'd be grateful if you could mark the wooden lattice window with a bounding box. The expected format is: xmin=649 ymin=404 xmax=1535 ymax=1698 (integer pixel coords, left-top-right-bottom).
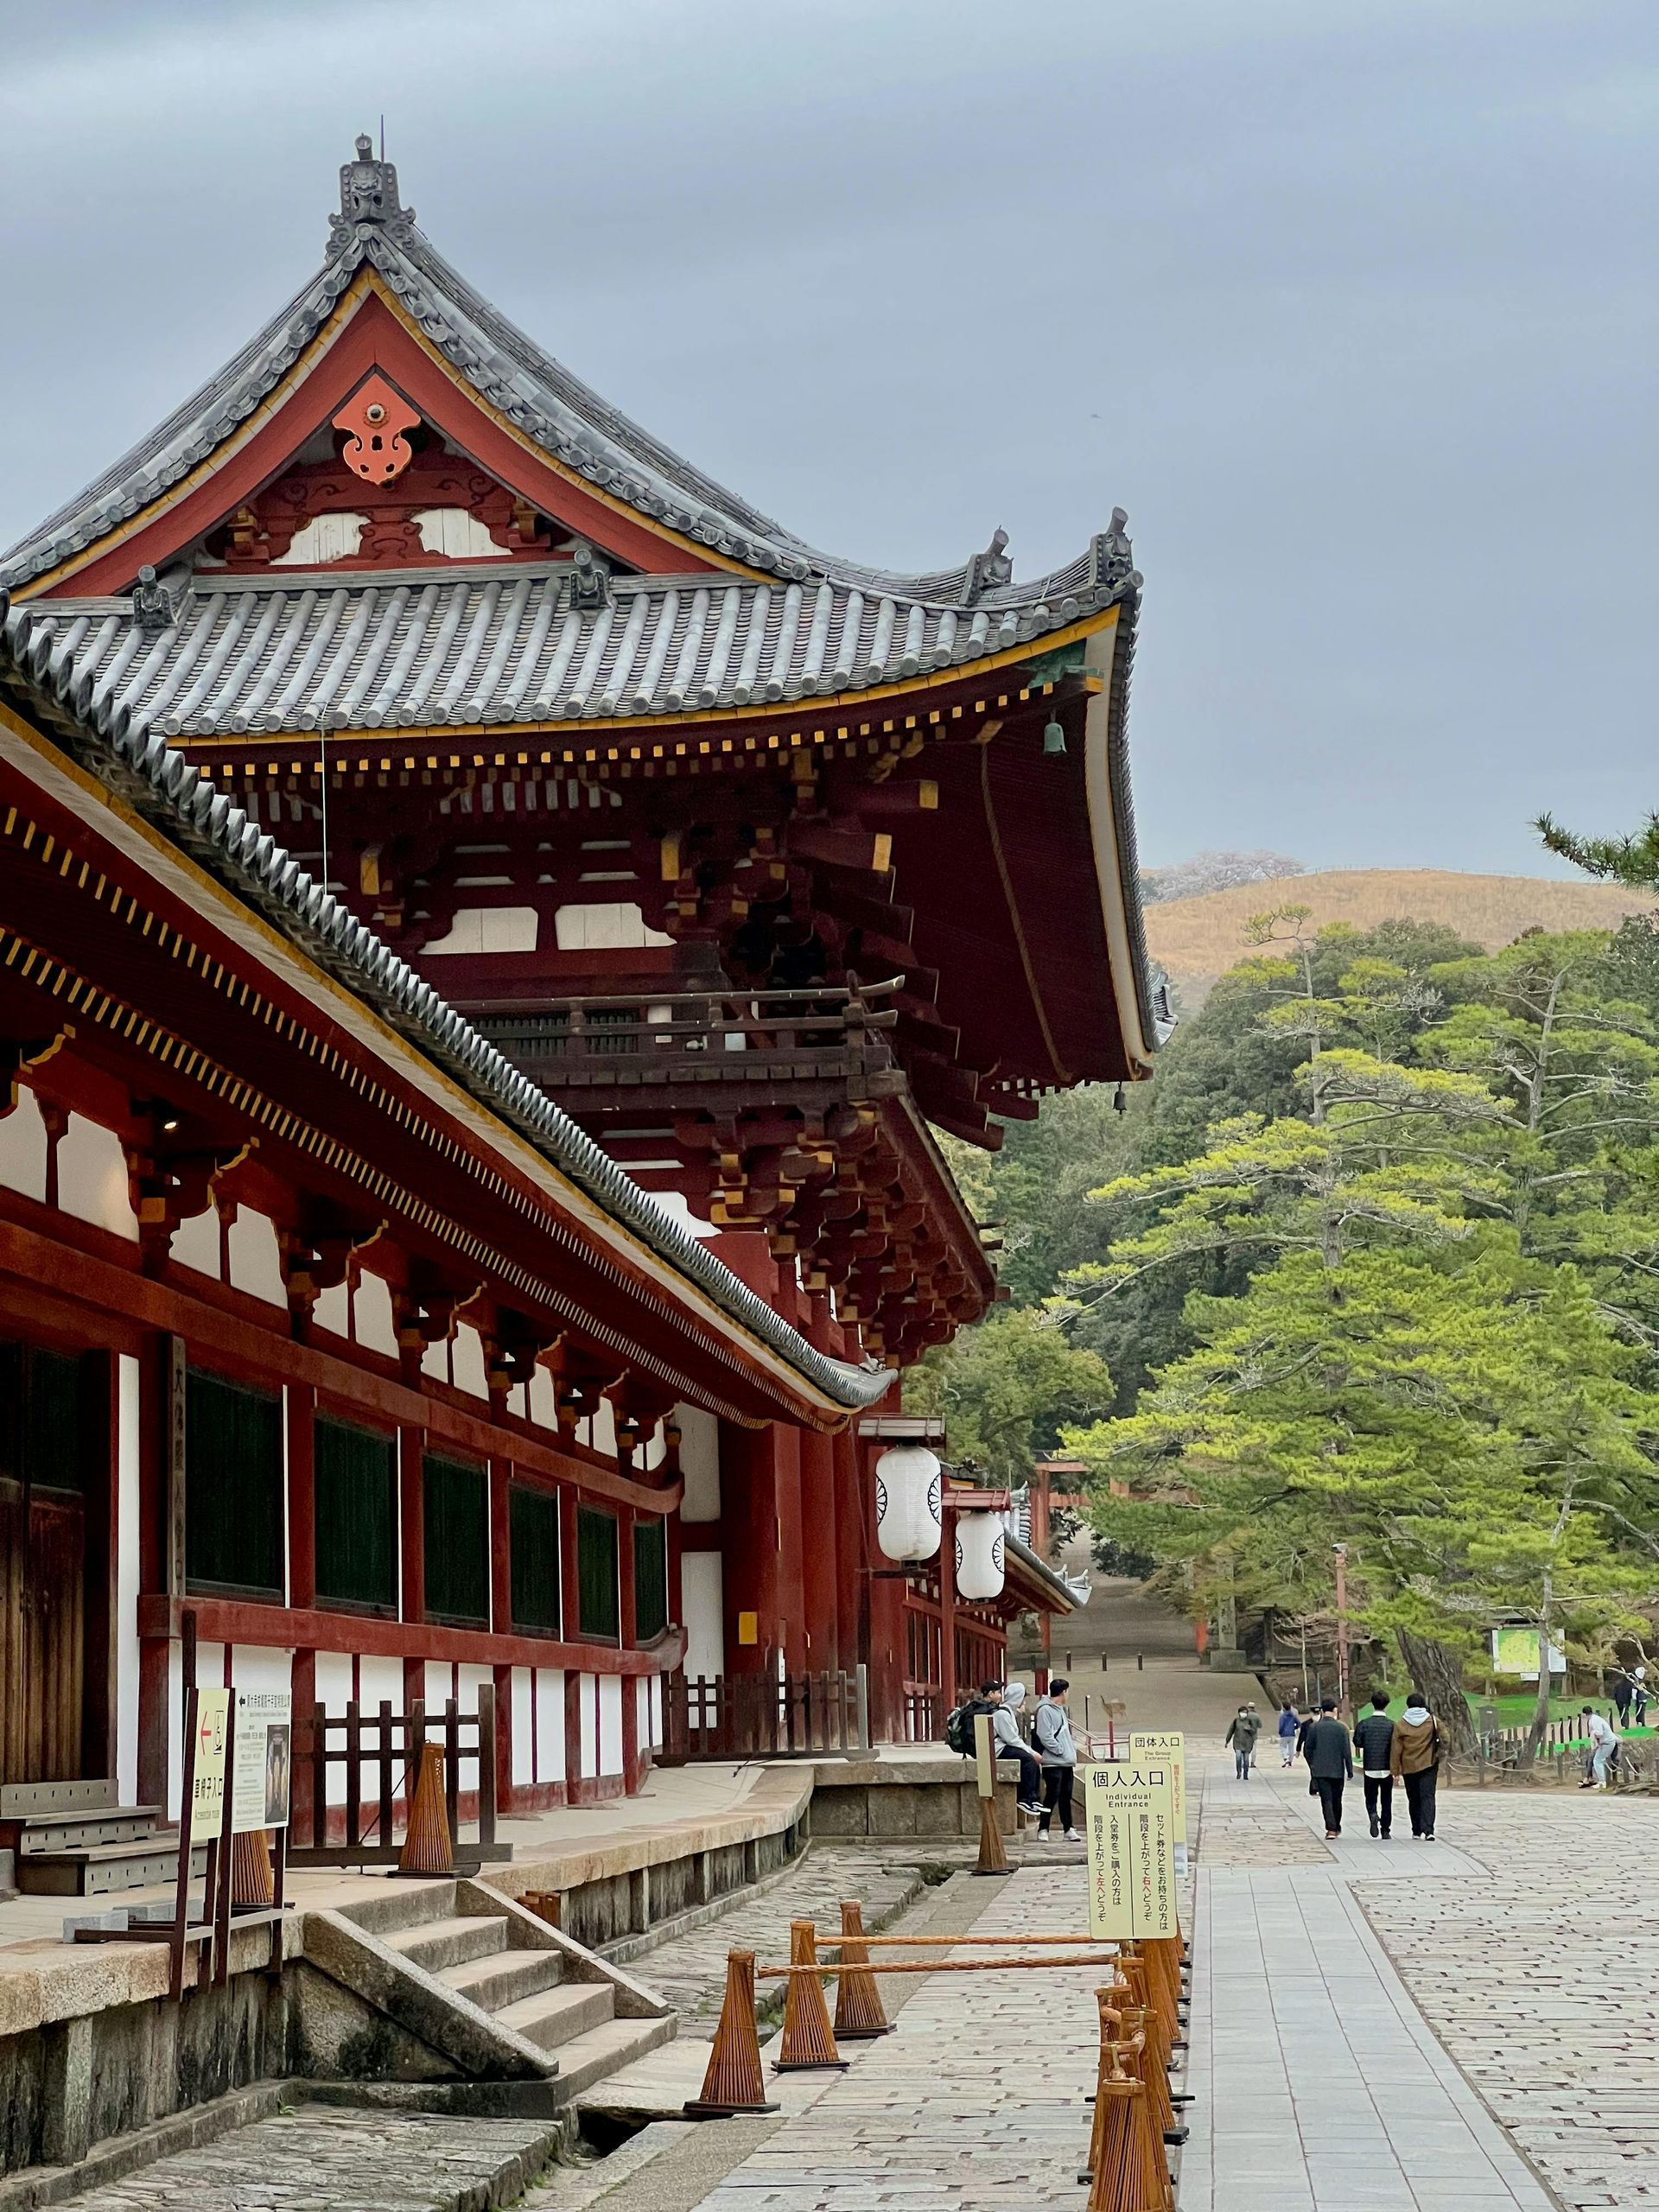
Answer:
xmin=423 ymin=1454 xmax=488 ymax=1628
xmin=576 ymin=1504 xmax=620 ymax=1643
xmin=315 ymin=1416 xmax=397 ymax=1614
xmin=510 ymin=1484 xmax=563 ymax=1637
xmin=633 ymin=1515 xmax=667 ymax=1643
xmin=186 ymin=1370 xmax=283 ymax=1599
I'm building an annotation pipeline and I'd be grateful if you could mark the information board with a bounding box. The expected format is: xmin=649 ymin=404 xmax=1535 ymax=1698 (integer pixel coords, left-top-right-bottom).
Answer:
xmin=1129 ymin=1729 xmax=1188 ymax=1872
xmin=1082 ymin=1761 xmax=1179 ymax=1940
xmin=188 ymin=1688 xmax=232 ymax=1843
xmin=974 ymin=1710 xmax=996 ymax=1799
xmin=232 ymin=1688 xmax=293 ymax=1833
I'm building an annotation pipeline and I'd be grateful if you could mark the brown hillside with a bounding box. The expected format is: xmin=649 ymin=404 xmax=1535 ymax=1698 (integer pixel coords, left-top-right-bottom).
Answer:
xmin=1145 ymin=869 xmax=1649 ymax=1007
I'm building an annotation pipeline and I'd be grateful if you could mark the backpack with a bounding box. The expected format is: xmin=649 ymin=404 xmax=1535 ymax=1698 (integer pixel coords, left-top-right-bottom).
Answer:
xmin=945 ymin=1702 xmax=978 ymax=1758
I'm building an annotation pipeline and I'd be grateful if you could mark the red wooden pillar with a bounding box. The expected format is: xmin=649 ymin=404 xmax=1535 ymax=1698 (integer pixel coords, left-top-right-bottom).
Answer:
xmin=798 ymin=1426 xmax=840 ymax=1672
xmin=718 ymin=1421 xmax=779 ymax=1679
xmin=561 ymin=1488 xmax=588 ymax=1805
xmin=773 ymin=1425 xmax=806 ymax=1675
xmin=137 ymin=1335 xmax=171 ymax=1811
xmin=938 ymin=1497 xmax=958 ymax=1735
xmin=489 ymin=1459 xmax=514 ymax=1809
xmin=399 ymin=1427 xmax=424 ymax=1710
xmin=832 ymin=1425 xmax=864 ymax=1681
xmin=286 ymin=1383 xmax=316 ymax=1611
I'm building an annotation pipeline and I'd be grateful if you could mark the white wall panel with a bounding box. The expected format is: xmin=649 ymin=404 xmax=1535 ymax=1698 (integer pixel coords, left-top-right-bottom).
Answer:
xmin=578 ymin=1674 xmax=598 ymax=1778
xmin=58 ymin=1115 xmax=137 ymax=1241
xmin=678 ymin=1408 xmax=721 ymax=1522
xmin=682 ymin=1552 xmax=724 ymax=1687
xmin=116 ymin=1355 xmax=141 ymax=1804
xmin=0 ymin=1086 xmax=48 ymax=1201
xmin=354 ymin=1271 xmax=398 ymax=1357
xmin=311 ymin=1281 xmax=350 ymax=1338
xmin=534 ymin=1668 xmax=565 ymax=1785
xmin=227 ymin=1208 xmax=285 ymax=1303
xmin=169 ymin=1207 xmax=220 ymax=1276
xmin=453 ymin=1325 xmax=489 ymax=1400
xmin=511 ymin=1669 xmax=534 ymax=1786
xmin=598 ymin=1675 xmax=624 ymax=1776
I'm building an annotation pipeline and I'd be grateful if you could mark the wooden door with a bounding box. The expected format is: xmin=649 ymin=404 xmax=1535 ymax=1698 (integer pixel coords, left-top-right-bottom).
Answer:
xmin=0 ymin=1344 xmax=93 ymax=1788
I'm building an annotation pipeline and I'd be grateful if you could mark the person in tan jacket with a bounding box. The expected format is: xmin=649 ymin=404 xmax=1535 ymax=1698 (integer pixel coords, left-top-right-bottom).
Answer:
xmin=1389 ymin=1693 xmax=1442 ymax=1839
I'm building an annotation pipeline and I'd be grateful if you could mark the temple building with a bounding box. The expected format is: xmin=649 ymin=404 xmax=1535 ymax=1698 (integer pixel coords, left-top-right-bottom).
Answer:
xmin=0 ymin=142 xmax=1156 ymax=1878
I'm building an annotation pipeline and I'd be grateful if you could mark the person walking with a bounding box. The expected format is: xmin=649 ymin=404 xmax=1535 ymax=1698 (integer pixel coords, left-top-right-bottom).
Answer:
xmin=1301 ymin=1697 xmax=1353 ymax=1837
xmin=986 ymin=1682 xmax=1045 ymax=1814
xmin=1389 ymin=1691 xmax=1443 ymax=1838
xmin=1276 ymin=1701 xmax=1300 ymax=1768
xmin=1033 ymin=1676 xmax=1082 ymax=1840
xmin=1612 ymin=1669 xmax=1634 ymax=1729
xmin=1581 ymin=1704 xmax=1619 ymax=1790
xmin=1351 ymin=1692 xmax=1395 ymax=1839
xmin=1633 ymin=1667 xmax=1649 ymax=1727
xmin=1224 ymin=1702 xmax=1262 ymax=1780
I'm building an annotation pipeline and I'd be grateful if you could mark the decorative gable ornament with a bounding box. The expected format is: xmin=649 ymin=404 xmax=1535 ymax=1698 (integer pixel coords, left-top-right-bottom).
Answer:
xmin=334 ymin=376 xmax=421 ymax=486
xmin=955 ymin=1510 xmax=1005 ymax=1602
xmin=874 ymin=1445 xmax=942 ymax=1562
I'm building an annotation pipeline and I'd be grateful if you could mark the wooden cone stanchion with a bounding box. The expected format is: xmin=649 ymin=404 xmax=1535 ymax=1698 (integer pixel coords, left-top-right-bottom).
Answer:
xmin=230 ymin=1827 xmax=274 ymax=1907
xmin=1120 ymin=1959 xmax=1185 ymax=2150
xmin=398 ymin=1743 xmax=454 ymax=1876
xmin=773 ymin=1920 xmax=847 ymax=2071
xmin=684 ymin=1950 xmax=779 ymax=2117
xmin=1081 ymin=1987 xmax=1133 ymax=2181
xmin=972 ymin=1792 xmax=1009 ymax=1877
xmin=1086 ymin=2036 xmax=1170 ymax=2212
xmin=832 ymin=1899 xmax=893 ymax=2040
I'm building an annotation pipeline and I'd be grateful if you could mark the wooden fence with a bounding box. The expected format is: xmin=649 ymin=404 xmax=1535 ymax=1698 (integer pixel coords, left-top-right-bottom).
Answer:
xmin=288 ymin=1690 xmax=504 ymax=1866
xmin=660 ymin=1668 xmax=869 ymax=1764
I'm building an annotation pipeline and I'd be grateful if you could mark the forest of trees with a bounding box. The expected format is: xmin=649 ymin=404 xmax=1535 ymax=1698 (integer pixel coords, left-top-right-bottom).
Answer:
xmin=909 ymin=888 xmax=1659 ymax=1747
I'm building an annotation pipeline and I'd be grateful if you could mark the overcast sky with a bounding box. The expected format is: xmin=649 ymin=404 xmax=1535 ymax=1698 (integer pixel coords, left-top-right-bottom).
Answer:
xmin=1 ymin=0 xmax=1651 ymax=874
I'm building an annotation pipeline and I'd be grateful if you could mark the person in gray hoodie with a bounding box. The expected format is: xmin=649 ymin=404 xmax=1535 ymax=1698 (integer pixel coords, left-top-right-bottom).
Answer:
xmin=986 ymin=1684 xmax=1044 ymax=1813
xmin=1033 ymin=1678 xmax=1082 ymax=1839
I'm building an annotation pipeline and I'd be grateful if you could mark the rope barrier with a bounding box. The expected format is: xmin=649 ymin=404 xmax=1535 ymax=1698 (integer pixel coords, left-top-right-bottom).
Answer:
xmin=758 ymin=1954 xmax=1126 ymax=1978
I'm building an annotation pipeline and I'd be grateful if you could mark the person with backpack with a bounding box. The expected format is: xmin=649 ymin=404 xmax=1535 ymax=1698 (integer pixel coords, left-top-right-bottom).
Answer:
xmin=1224 ymin=1702 xmax=1262 ymax=1780
xmin=1276 ymin=1701 xmax=1300 ymax=1768
xmin=944 ymin=1682 xmax=997 ymax=1760
xmin=1033 ymin=1677 xmax=1083 ymax=1840
xmin=1351 ymin=1692 xmax=1395 ymax=1839
xmin=1389 ymin=1691 xmax=1444 ymax=1837
xmin=988 ymin=1684 xmax=1045 ymax=1813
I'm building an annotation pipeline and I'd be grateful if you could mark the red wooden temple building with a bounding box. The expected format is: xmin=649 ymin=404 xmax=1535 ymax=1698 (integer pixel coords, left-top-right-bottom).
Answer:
xmin=0 ymin=141 xmax=1156 ymax=1881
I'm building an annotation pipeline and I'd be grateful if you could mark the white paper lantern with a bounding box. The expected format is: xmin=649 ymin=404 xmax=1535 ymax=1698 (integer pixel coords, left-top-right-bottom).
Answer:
xmin=874 ymin=1445 xmax=942 ymax=1561
xmin=955 ymin=1511 xmax=1006 ymax=1601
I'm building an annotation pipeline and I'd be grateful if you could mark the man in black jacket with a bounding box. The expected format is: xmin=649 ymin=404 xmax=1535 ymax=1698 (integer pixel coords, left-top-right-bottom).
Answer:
xmin=1302 ymin=1699 xmax=1354 ymax=1838
xmin=1351 ymin=1693 xmax=1395 ymax=1839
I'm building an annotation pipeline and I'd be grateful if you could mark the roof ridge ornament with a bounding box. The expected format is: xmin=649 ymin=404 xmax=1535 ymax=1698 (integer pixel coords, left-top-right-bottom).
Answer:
xmin=130 ymin=564 xmax=180 ymax=638
xmin=1091 ymin=507 xmax=1141 ymax=596
xmin=963 ymin=527 xmax=1013 ymax=606
xmin=330 ymin=133 xmax=415 ymax=251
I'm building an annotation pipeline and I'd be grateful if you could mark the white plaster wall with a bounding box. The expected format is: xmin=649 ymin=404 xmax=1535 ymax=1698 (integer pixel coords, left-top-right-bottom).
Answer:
xmin=424 ymin=1660 xmax=454 ymax=1711
xmin=0 ymin=1087 xmax=48 ymax=1201
xmin=511 ymin=1669 xmax=534 ymax=1786
xmin=58 ymin=1115 xmax=137 ymax=1241
xmin=598 ymin=1675 xmax=624 ymax=1777
xmin=578 ymin=1673 xmax=598 ymax=1778
xmin=169 ymin=1208 xmax=220 ymax=1277
xmin=648 ymin=1672 xmax=664 ymax=1750
xmin=116 ymin=1355 xmax=141 ymax=1804
xmin=634 ymin=1678 xmax=650 ymax=1764
xmin=274 ymin=512 xmax=367 ymax=564
xmin=453 ymin=1324 xmax=489 ymax=1400
xmin=354 ymin=1272 xmax=399 ymax=1357
xmin=534 ymin=1668 xmax=565 ymax=1786
xmin=165 ymin=1639 xmax=182 ymax=1822
xmin=528 ymin=1367 xmax=557 ymax=1430
xmin=423 ymin=906 xmax=539 ymax=955
xmin=311 ymin=1281 xmax=350 ymax=1338
xmin=415 ymin=508 xmax=499 ymax=558
xmin=422 ymin=1336 xmax=449 ymax=1385
xmin=315 ymin=1652 xmax=354 ymax=1804
xmin=227 ymin=1208 xmax=285 ymax=1304
xmin=590 ymin=1399 xmax=616 ymax=1459
xmin=552 ymin=902 xmax=671 ymax=951
xmin=681 ymin=1552 xmax=724 ymax=1687
xmin=230 ymin=1645 xmax=293 ymax=1695
xmin=678 ymin=1407 xmax=721 ymax=1522
xmin=359 ymin=1656 xmax=404 ymax=1716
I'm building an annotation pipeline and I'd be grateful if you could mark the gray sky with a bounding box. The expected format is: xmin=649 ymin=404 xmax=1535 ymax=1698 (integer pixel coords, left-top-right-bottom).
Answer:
xmin=1 ymin=0 xmax=1651 ymax=874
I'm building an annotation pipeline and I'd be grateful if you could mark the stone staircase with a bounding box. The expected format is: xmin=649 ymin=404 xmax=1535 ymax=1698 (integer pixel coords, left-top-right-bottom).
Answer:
xmin=307 ymin=1877 xmax=676 ymax=2104
xmin=0 ymin=1781 xmax=205 ymax=1897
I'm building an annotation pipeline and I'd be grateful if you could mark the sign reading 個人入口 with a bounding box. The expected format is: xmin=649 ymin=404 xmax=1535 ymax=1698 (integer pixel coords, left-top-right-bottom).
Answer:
xmin=1083 ymin=1763 xmax=1178 ymax=1940
xmin=1129 ymin=1730 xmax=1188 ymax=1872
xmin=189 ymin=1688 xmax=232 ymax=1844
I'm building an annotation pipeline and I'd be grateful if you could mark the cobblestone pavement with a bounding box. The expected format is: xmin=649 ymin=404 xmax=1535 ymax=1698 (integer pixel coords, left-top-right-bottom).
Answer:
xmin=631 ymin=1847 xmax=929 ymax=2034
xmin=55 ymin=2107 xmax=559 ymax=2212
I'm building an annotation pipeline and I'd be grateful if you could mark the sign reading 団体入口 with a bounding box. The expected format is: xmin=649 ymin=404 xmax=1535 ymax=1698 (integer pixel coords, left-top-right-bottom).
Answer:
xmin=1083 ymin=1762 xmax=1178 ymax=1941
xmin=974 ymin=1710 xmax=996 ymax=1800
xmin=232 ymin=1688 xmax=293 ymax=1833
xmin=189 ymin=1688 xmax=232 ymax=1843
xmin=1129 ymin=1730 xmax=1188 ymax=1872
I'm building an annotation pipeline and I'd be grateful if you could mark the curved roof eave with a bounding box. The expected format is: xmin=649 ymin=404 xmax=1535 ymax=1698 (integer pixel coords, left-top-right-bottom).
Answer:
xmin=0 ymin=586 xmax=893 ymax=1417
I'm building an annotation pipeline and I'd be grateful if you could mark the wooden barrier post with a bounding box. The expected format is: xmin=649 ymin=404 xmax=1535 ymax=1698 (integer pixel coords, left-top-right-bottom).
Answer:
xmin=684 ymin=1951 xmax=779 ymax=2118
xmin=972 ymin=1711 xmax=1009 ymax=1877
xmin=773 ymin=1920 xmax=847 ymax=2072
xmin=832 ymin=1899 xmax=893 ymax=2040
xmin=398 ymin=1742 xmax=454 ymax=1876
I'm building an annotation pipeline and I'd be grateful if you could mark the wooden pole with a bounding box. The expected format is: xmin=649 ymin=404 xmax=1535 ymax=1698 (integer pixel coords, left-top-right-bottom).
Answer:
xmin=832 ymin=1899 xmax=893 ymax=2039
xmin=773 ymin=1919 xmax=847 ymax=2071
xmin=972 ymin=1792 xmax=1008 ymax=1877
xmin=683 ymin=1951 xmax=779 ymax=2118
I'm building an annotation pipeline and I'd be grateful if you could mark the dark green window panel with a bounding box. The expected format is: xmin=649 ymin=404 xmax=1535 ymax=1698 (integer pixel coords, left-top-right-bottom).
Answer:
xmin=0 ymin=1343 xmax=104 ymax=1494
xmin=315 ymin=1417 xmax=397 ymax=1614
xmin=633 ymin=1515 xmax=667 ymax=1643
xmin=186 ymin=1370 xmax=283 ymax=1598
xmin=509 ymin=1484 xmax=562 ymax=1636
xmin=423 ymin=1454 xmax=488 ymax=1627
xmin=576 ymin=1504 xmax=619 ymax=1643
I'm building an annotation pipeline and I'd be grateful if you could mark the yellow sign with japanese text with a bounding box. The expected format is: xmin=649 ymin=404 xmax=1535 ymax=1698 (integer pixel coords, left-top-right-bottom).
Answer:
xmin=188 ymin=1688 xmax=232 ymax=1844
xmin=1082 ymin=1763 xmax=1178 ymax=1941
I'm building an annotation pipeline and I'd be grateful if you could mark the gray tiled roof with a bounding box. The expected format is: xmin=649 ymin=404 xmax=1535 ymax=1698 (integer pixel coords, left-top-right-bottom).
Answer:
xmin=0 ymin=583 xmax=894 ymax=1414
xmin=3 ymin=556 xmax=1130 ymax=739
xmin=0 ymin=145 xmax=1141 ymax=620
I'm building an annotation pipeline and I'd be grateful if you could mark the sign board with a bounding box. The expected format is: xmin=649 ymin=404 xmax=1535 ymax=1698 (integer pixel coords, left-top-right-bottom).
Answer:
xmin=973 ymin=1711 xmax=996 ymax=1800
xmin=188 ymin=1688 xmax=232 ymax=1843
xmin=1490 ymin=1628 xmax=1564 ymax=1679
xmin=232 ymin=1688 xmax=293 ymax=1833
xmin=1129 ymin=1730 xmax=1188 ymax=1872
xmin=1083 ymin=1762 xmax=1178 ymax=1940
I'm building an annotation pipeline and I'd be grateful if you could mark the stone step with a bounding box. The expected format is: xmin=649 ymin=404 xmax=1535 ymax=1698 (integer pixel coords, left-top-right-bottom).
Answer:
xmin=0 ymin=1777 xmax=120 ymax=1819
xmin=493 ymin=1980 xmax=614 ymax=2052
xmin=386 ymin=1912 xmax=509 ymax=1975
xmin=334 ymin=1878 xmax=459 ymax=1939
xmin=440 ymin=1943 xmax=567 ymax=2014
xmin=18 ymin=1838 xmax=207 ymax=1897
xmin=16 ymin=1807 xmax=164 ymax=1854
xmin=553 ymin=2012 xmax=679 ymax=2105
